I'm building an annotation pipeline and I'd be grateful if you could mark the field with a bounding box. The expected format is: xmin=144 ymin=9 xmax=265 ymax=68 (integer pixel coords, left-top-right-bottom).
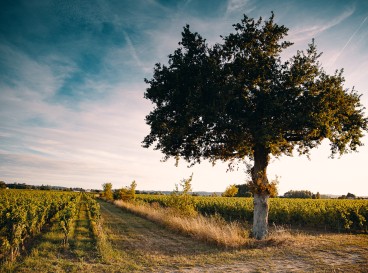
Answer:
xmin=1 ymin=189 xmax=368 ymax=272
xmin=135 ymin=194 xmax=368 ymax=232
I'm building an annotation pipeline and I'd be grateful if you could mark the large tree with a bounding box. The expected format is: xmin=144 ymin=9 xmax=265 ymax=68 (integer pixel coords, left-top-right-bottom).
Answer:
xmin=143 ymin=13 xmax=367 ymax=239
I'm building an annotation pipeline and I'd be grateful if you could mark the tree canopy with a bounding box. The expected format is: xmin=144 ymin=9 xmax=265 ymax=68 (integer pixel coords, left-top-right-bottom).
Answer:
xmin=143 ymin=12 xmax=367 ymax=239
xmin=143 ymin=13 xmax=367 ymax=168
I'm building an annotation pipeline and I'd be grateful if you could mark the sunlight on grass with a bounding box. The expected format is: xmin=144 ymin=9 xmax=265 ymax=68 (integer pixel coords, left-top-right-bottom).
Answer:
xmin=114 ymin=200 xmax=250 ymax=248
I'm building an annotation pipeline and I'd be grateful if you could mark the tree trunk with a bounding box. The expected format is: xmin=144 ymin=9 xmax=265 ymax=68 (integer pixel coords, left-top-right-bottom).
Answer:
xmin=251 ymin=144 xmax=270 ymax=240
xmin=253 ymin=193 xmax=269 ymax=239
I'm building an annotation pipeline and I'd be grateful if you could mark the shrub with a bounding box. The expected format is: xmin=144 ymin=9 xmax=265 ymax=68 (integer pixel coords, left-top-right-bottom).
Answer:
xmin=167 ymin=174 xmax=197 ymax=217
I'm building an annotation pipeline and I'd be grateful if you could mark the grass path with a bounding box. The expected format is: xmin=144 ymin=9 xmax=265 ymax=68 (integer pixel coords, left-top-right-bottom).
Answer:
xmin=98 ymin=200 xmax=220 ymax=271
xmin=7 ymin=199 xmax=368 ymax=272
xmin=69 ymin=199 xmax=99 ymax=262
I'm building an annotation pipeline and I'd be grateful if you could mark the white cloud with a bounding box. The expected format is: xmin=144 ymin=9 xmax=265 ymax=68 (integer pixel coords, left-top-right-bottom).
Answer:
xmin=288 ymin=6 xmax=355 ymax=43
xmin=121 ymin=31 xmax=152 ymax=73
xmin=225 ymin=0 xmax=255 ymax=16
xmin=0 ymin=44 xmax=57 ymax=98
xmin=325 ymin=15 xmax=368 ymax=69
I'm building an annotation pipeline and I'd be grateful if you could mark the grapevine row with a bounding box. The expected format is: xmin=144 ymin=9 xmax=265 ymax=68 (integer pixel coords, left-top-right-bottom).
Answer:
xmin=136 ymin=195 xmax=368 ymax=232
xmin=0 ymin=190 xmax=80 ymax=262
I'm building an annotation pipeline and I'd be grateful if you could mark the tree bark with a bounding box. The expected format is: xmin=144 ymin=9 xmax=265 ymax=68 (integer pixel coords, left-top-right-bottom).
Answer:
xmin=253 ymin=193 xmax=269 ymax=239
xmin=251 ymin=144 xmax=270 ymax=240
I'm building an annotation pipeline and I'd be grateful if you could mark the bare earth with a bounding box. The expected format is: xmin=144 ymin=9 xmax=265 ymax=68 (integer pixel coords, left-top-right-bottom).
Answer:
xmin=12 ymin=200 xmax=368 ymax=272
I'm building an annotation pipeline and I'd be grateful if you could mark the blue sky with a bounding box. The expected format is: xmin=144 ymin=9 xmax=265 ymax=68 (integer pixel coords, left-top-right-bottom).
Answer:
xmin=1 ymin=0 xmax=368 ymax=195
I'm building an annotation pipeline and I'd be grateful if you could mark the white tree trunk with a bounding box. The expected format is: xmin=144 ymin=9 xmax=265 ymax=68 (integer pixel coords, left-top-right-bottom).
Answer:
xmin=253 ymin=193 xmax=269 ymax=240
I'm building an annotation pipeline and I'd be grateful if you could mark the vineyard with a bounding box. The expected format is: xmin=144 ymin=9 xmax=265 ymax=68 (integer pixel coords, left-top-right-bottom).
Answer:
xmin=135 ymin=194 xmax=368 ymax=232
xmin=0 ymin=189 xmax=100 ymax=265
xmin=1 ymin=189 xmax=368 ymax=272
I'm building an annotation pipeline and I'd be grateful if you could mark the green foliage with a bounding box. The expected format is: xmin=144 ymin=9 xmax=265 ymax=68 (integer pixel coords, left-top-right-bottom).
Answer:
xmin=119 ymin=180 xmax=137 ymax=201
xmin=113 ymin=189 xmax=120 ymax=200
xmin=143 ymin=11 xmax=367 ymax=239
xmin=167 ymin=174 xmax=197 ymax=217
xmin=136 ymin=194 xmax=368 ymax=233
xmin=130 ymin=180 xmax=137 ymax=200
xmin=57 ymin=197 xmax=79 ymax=246
xmin=0 ymin=190 xmax=80 ymax=262
xmin=84 ymin=193 xmax=101 ymax=221
xmin=143 ymin=12 xmax=367 ymax=192
xmin=338 ymin=192 xmax=356 ymax=199
xmin=234 ymin=184 xmax=252 ymax=197
xmin=102 ymin=183 xmax=113 ymax=201
xmin=247 ymin=176 xmax=279 ymax=197
xmin=284 ymin=190 xmax=313 ymax=199
xmin=284 ymin=190 xmax=321 ymax=199
xmin=222 ymin=184 xmax=239 ymax=197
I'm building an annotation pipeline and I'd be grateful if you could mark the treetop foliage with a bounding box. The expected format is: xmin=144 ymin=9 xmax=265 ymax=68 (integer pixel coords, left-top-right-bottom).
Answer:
xmin=143 ymin=13 xmax=367 ymax=168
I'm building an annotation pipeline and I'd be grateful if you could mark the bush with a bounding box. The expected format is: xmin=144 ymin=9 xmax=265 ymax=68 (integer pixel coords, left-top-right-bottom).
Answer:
xmin=168 ymin=174 xmax=197 ymax=217
xmin=119 ymin=181 xmax=137 ymax=202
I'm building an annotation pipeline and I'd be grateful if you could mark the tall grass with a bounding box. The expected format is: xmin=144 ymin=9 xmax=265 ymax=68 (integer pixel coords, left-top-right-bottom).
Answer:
xmin=114 ymin=200 xmax=249 ymax=248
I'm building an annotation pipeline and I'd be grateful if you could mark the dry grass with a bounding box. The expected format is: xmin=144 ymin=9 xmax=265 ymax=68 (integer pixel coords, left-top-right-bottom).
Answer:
xmin=114 ymin=200 xmax=249 ymax=248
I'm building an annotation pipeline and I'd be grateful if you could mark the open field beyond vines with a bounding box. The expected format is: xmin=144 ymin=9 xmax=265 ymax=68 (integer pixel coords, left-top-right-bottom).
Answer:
xmin=1 ymin=190 xmax=368 ymax=272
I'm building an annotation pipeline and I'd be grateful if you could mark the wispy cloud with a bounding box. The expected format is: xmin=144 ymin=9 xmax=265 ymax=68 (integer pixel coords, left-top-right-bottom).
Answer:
xmin=0 ymin=79 xmax=150 ymax=188
xmin=225 ymin=0 xmax=255 ymax=16
xmin=289 ymin=6 xmax=355 ymax=43
xmin=326 ymin=15 xmax=368 ymax=69
xmin=122 ymin=31 xmax=152 ymax=73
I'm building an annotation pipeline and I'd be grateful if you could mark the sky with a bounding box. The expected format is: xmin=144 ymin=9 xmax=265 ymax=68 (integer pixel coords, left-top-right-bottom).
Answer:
xmin=0 ymin=0 xmax=368 ymax=195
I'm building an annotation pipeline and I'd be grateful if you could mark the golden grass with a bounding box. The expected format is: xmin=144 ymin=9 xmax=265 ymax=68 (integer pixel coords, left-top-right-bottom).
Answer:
xmin=114 ymin=200 xmax=249 ymax=248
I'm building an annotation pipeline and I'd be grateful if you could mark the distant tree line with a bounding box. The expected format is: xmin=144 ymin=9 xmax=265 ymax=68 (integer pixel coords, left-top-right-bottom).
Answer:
xmin=283 ymin=190 xmax=321 ymax=199
xmin=222 ymin=185 xmax=363 ymax=199
xmin=0 ymin=181 xmax=84 ymax=191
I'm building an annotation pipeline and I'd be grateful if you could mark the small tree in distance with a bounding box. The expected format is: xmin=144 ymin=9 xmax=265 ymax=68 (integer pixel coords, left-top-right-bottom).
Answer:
xmin=168 ymin=174 xmax=197 ymax=216
xmin=222 ymin=184 xmax=239 ymax=197
xmin=120 ymin=180 xmax=138 ymax=201
xmin=143 ymin=13 xmax=368 ymax=239
xmin=102 ymin=183 xmax=113 ymax=201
